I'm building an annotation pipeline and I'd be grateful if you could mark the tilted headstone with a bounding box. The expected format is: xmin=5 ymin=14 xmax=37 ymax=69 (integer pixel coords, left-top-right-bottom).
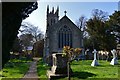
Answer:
xmin=110 ymin=49 xmax=118 ymax=65
xmin=85 ymin=49 xmax=89 ymax=55
xmin=47 ymin=53 xmax=72 ymax=79
xmin=85 ymin=49 xmax=89 ymax=59
xmin=91 ymin=49 xmax=99 ymax=66
xmin=51 ymin=53 xmax=68 ymax=74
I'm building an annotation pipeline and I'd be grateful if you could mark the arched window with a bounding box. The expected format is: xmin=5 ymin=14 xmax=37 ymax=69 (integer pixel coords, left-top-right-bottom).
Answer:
xmin=58 ymin=26 xmax=72 ymax=48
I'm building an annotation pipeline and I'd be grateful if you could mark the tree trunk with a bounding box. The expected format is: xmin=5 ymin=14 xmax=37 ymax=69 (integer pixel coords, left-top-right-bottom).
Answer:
xmin=67 ymin=61 xmax=70 ymax=80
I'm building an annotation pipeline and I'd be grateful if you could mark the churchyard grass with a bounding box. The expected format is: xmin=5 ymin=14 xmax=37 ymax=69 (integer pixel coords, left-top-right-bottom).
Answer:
xmin=36 ymin=59 xmax=120 ymax=79
xmin=0 ymin=57 xmax=32 ymax=79
xmin=37 ymin=58 xmax=50 ymax=79
xmin=72 ymin=60 xmax=119 ymax=79
xmin=0 ymin=71 xmax=2 ymax=80
xmin=57 ymin=60 xmax=120 ymax=80
xmin=37 ymin=59 xmax=120 ymax=80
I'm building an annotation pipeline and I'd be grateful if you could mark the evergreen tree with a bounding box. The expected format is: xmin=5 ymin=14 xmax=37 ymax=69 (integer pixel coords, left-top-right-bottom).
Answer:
xmin=2 ymin=2 xmax=38 ymax=68
xmin=86 ymin=9 xmax=116 ymax=51
xmin=107 ymin=11 xmax=120 ymax=43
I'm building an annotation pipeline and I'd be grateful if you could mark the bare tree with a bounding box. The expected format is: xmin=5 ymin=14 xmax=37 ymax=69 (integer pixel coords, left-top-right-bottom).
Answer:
xmin=19 ymin=22 xmax=44 ymax=42
xmin=18 ymin=22 xmax=44 ymax=57
xmin=76 ymin=15 xmax=87 ymax=31
xmin=91 ymin=9 xmax=108 ymax=21
xmin=19 ymin=33 xmax=34 ymax=49
xmin=76 ymin=15 xmax=88 ymax=38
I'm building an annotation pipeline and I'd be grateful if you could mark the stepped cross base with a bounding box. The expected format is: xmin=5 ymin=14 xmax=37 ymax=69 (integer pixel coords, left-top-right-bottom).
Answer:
xmin=91 ymin=59 xmax=99 ymax=66
xmin=110 ymin=58 xmax=118 ymax=65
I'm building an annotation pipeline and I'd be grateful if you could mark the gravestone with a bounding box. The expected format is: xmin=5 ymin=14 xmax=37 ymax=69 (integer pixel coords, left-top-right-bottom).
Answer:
xmin=117 ymin=44 xmax=120 ymax=58
xmin=110 ymin=49 xmax=118 ymax=65
xmin=85 ymin=49 xmax=89 ymax=60
xmin=91 ymin=49 xmax=99 ymax=66
xmin=47 ymin=53 xmax=72 ymax=79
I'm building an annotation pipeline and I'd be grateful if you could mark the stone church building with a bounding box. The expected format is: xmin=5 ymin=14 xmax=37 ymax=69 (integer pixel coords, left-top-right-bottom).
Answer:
xmin=44 ymin=6 xmax=83 ymax=65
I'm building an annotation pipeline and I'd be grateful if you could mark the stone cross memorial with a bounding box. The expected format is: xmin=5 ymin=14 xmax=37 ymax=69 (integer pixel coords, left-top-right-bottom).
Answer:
xmin=91 ymin=49 xmax=99 ymax=66
xmin=110 ymin=49 xmax=118 ymax=65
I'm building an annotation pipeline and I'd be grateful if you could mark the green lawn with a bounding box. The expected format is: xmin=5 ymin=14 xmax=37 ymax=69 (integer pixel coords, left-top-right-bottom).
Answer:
xmin=37 ymin=59 xmax=120 ymax=80
xmin=58 ymin=60 xmax=120 ymax=80
xmin=71 ymin=60 xmax=119 ymax=79
xmin=37 ymin=58 xmax=50 ymax=79
xmin=0 ymin=57 xmax=32 ymax=80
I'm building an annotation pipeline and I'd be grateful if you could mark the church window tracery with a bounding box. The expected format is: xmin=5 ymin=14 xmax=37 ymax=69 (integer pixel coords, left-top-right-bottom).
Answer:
xmin=58 ymin=26 xmax=72 ymax=48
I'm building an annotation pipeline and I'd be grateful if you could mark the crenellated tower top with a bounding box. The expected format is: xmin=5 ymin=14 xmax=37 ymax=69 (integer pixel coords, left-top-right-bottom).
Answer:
xmin=46 ymin=5 xmax=59 ymax=27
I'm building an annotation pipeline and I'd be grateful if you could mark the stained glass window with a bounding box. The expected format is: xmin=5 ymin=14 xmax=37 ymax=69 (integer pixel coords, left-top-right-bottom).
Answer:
xmin=58 ymin=26 xmax=72 ymax=48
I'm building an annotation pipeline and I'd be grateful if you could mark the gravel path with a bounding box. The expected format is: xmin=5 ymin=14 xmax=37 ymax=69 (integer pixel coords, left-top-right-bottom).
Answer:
xmin=20 ymin=58 xmax=39 ymax=80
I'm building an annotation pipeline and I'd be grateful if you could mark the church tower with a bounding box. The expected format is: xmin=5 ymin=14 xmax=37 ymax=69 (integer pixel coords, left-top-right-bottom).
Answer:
xmin=44 ymin=6 xmax=59 ymax=64
xmin=44 ymin=6 xmax=82 ymax=66
xmin=47 ymin=5 xmax=59 ymax=28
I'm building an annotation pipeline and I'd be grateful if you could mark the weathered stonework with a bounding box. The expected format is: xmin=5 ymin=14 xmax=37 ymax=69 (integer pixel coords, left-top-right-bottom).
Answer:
xmin=44 ymin=6 xmax=82 ymax=65
xmin=47 ymin=53 xmax=72 ymax=79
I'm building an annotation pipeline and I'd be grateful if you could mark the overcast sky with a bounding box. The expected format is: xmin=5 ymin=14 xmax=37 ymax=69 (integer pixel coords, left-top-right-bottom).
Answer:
xmin=21 ymin=1 xmax=119 ymax=34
